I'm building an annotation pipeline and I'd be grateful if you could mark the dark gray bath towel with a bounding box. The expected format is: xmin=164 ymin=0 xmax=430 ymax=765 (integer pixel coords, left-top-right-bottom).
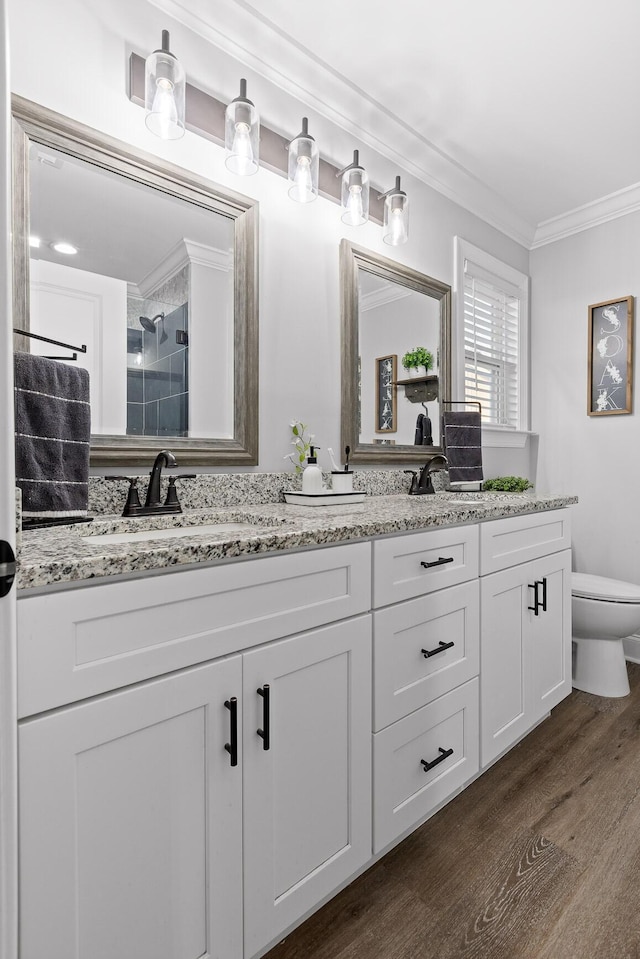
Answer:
xmin=14 ymin=352 xmax=91 ymax=517
xmin=442 ymin=410 xmax=483 ymax=484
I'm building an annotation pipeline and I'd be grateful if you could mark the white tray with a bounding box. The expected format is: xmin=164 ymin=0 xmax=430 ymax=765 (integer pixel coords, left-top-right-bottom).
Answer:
xmin=283 ymin=490 xmax=367 ymax=507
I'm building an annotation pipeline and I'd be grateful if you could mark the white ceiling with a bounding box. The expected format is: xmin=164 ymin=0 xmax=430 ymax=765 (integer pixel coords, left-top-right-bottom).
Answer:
xmin=148 ymin=0 xmax=640 ymax=248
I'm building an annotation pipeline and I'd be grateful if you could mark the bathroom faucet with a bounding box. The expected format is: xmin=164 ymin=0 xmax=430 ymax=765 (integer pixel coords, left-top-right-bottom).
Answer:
xmin=405 ymin=454 xmax=448 ymax=495
xmin=144 ymin=449 xmax=177 ymax=509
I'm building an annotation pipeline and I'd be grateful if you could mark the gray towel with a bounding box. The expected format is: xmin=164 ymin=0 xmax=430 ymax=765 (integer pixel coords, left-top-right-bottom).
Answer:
xmin=442 ymin=410 xmax=483 ymax=484
xmin=14 ymin=352 xmax=91 ymax=517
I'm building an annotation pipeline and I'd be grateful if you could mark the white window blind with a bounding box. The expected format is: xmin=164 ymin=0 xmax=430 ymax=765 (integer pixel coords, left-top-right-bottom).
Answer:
xmin=463 ymin=258 xmax=522 ymax=429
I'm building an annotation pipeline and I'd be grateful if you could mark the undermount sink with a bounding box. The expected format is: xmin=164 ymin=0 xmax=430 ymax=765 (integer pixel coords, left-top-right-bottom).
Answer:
xmin=81 ymin=522 xmax=266 ymax=546
xmin=446 ymin=498 xmax=489 ymax=506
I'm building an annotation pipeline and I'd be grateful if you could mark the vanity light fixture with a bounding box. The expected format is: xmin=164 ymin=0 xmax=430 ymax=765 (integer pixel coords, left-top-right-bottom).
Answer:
xmin=336 ymin=150 xmax=369 ymax=226
xmin=225 ymin=78 xmax=259 ymax=176
xmin=144 ymin=30 xmax=186 ymax=140
xmin=379 ymin=176 xmax=409 ymax=246
xmin=29 ymin=236 xmax=41 ymax=248
xmin=287 ymin=117 xmax=319 ymax=203
xmin=51 ymin=241 xmax=78 ymax=255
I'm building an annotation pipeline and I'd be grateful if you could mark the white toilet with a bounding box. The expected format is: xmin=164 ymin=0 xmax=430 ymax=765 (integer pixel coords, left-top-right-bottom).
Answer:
xmin=572 ymin=572 xmax=640 ymax=697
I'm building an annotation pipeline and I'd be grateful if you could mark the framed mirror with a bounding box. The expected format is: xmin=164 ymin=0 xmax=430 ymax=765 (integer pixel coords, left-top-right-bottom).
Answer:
xmin=12 ymin=95 xmax=258 ymax=466
xmin=340 ymin=240 xmax=451 ymax=463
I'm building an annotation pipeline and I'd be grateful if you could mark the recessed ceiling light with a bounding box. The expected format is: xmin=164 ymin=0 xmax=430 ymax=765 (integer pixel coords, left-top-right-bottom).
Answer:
xmin=51 ymin=241 xmax=78 ymax=255
xmin=29 ymin=236 xmax=41 ymax=248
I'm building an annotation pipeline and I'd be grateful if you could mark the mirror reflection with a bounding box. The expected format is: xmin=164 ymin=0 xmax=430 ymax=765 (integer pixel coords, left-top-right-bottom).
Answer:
xmin=340 ymin=240 xmax=451 ymax=464
xmin=13 ymin=96 xmax=258 ymax=466
xmin=357 ymin=268 xmax=441 ymax=447
xmin=28 ymin=143 xmax=235 ymax=440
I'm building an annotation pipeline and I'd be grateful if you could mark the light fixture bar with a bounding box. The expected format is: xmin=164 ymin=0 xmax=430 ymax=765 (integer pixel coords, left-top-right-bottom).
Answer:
xmin=129 ymin=52 xmax=384 ymax=224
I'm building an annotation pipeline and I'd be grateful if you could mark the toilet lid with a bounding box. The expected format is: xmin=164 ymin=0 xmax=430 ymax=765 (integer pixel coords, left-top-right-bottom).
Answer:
xmin=572 ymin=572 xmax=640 ymax=603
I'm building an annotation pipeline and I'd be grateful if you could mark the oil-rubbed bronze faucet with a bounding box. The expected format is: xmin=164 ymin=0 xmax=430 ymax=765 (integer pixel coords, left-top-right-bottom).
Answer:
xmin=144 ymin=449 xmax=177 ymax=509
xmin=405 ymin=454 xmax=448 ymax=495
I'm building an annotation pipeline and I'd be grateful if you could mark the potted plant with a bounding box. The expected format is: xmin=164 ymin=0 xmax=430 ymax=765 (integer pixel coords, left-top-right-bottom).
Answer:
xmin=401 ymin=346 xmax=434 ymax=378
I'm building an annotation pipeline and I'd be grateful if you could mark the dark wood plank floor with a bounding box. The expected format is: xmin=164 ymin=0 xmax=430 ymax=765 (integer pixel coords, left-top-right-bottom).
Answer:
xmin=265 ymin=664 xmax=640 ymax=959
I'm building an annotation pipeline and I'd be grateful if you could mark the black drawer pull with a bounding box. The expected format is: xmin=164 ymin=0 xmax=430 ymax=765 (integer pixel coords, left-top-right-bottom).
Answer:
xmin=257 ymin=684 xmax=270 ymax=750
xmin=421 ymin=640 xmax=455 ymax=659
xmin=224 ymin=697 xmax=238 ymax=767
xmin=421 ymin=556 xmax=455 ymax=569
xmin=528 ymin=579 xmax=547 ymax=616
xmin=420 ymin=747 xmax=454 ymax=772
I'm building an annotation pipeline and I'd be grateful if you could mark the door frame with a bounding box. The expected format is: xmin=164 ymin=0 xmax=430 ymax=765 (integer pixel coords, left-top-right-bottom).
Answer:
xmin=0 ymin=1 xmax=18 ymax=956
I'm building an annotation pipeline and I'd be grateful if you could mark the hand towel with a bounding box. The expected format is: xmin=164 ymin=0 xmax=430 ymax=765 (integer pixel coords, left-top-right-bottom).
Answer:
xmin=14 ymin=352 xmax=91 ymax=518
xmin=414 ymin=413 xmax=425 ymax=445
xmin=442 ymin=410 xmax=483 ymax=484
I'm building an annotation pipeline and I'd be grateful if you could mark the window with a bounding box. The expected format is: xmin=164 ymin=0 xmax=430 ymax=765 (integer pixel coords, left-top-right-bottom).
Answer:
xmin=454 ymin=238 xmax=529 ymax=439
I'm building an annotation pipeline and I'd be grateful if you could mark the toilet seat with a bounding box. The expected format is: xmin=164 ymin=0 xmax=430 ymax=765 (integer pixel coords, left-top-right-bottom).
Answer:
xmin=572 ymin=572 xmax=640 ymax=604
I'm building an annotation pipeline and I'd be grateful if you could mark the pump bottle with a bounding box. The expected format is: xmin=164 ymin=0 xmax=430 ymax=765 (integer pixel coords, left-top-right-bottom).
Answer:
xmin=302 ymin=446 xmax=323 ymax=493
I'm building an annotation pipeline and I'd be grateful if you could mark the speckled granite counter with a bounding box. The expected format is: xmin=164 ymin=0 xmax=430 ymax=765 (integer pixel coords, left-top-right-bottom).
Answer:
xmin=16 ymin=491 xmax=577 ymax=592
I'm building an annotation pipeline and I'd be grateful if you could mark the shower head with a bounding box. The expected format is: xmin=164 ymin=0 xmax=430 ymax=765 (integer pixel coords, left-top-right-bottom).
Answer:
xmin=139 ymin=312 xmax=165 ymax=334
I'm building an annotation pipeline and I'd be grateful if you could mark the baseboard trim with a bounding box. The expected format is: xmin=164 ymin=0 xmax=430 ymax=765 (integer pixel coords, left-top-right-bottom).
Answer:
xmin=624 ymin=634 xmax=640 ymax=663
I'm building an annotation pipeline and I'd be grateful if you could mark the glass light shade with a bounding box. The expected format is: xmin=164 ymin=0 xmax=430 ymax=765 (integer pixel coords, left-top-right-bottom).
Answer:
xmin=340 ymin=161 xmax=369 ymax=226
xmin=288 ymin=119 xmax=319 ymax=203
xmin=383 ymin=191 xmax=409 ymax=246
xmin=145 ymin=32 xmax=185 ymax=140
xmin=225 ymin=80 xmax=259 ymax=175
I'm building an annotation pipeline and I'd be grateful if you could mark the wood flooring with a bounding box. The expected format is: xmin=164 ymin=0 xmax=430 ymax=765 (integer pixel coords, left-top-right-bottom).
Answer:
xmin=265 ymin=664 xmax=640 ymax=959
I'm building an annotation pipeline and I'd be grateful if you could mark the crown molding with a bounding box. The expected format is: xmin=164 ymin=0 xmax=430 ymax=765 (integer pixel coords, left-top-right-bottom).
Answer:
xmin=532 ymin=181 xmax=640 ymax=249
xmin=137 ymin=237 xmax=231 ymax=297
xmin=360 ymin=283 xmax=412 ymax=312
xmin=147 ymin=0 xmax=536 ymax=249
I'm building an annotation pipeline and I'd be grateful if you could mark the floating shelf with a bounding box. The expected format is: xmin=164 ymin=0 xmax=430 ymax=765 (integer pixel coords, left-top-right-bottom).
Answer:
xmin=394 ymin=374 xmax=439 ymax=404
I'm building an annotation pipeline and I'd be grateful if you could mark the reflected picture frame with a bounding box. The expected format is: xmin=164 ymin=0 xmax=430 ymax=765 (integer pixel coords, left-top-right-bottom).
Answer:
xmin=587 ymin=296 xmax=634 ymax=416
xmin=375 ymin=354 xmax=397 ymax=433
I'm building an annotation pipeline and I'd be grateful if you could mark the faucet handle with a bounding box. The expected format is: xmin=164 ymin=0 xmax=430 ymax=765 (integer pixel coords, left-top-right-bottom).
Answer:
xmin=163 ymin=474 xmax=196 ymax=510
xmin=403 ymin=469 xmax=419 ymax=495
xmin=120 ymin=477 xmax=143 ymax=516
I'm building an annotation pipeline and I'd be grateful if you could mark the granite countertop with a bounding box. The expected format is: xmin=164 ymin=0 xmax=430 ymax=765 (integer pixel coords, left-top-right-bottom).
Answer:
xmin=16 ymin=491 xmax=578 ymax=592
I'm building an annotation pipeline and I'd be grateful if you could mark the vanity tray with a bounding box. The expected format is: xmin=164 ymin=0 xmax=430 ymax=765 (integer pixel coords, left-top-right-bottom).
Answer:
xmin=283 ymin=490 xmax=367 ymax=507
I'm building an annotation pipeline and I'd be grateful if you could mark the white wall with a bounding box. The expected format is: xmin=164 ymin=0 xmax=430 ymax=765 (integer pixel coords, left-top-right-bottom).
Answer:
xmin=530 ymin=213 xmax=640 ymax=581
xmin=9 ymin=0 xmax=533 ymax=476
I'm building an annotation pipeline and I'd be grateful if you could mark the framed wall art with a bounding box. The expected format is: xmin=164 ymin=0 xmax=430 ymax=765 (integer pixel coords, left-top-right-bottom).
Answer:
xmin=588 ymin=296 xmax=634 ymax=415
xmin=375 ymin=354 xmax=397 ymax=432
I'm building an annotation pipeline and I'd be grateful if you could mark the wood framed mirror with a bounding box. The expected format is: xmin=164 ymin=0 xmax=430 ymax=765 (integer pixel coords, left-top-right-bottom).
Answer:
xmin=340 ymin=240 xmax=451 ymax=463
xmin=12 ymin=95 xmax=258 ymax=466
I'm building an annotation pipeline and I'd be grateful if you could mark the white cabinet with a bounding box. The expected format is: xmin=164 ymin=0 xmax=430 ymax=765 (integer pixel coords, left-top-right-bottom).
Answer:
xmin=480 ymin=544 xmax=572 ymax=767
xmin=371 ymin=526 xmax=481 ymax=852
xmin=17 ymin=546 xmax=373 ymax=959
xmin=242 ymin=617 xmax=371 ymax=956
xmin=19 ymin=656 xmax=244 ymax=959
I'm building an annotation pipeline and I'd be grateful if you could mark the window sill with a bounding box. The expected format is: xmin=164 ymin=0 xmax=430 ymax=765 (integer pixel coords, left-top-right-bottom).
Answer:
xmin=481 ymin=428 xmax=536 ymax=449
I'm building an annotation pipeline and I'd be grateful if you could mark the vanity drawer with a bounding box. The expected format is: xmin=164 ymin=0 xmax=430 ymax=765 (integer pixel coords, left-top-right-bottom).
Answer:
xmin=17 ymin=542 xmax=371 ymax=717
xmin=373 ymin=579 xmax=479 ymax=731
xmin=480 ymin=509 xmax=571 ymax=576
xmin=373 ymin=524 xmax=478 ymax=608
xmin=372 ymin=678 xmax=479 ymax=853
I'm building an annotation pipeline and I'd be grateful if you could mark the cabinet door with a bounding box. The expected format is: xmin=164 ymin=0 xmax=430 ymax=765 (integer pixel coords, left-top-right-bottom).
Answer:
xmin=480 ymin=564 xmax=530 ymax=766
xmin=19 ymin=657 xmax=243 ymax=959
xmin=242 ymin=616 xmax=372 ymax=958
xmin=527 ymin=549 xmax=572 ymax=721
xmin=480 ymin=549 xmax=572 ymax=767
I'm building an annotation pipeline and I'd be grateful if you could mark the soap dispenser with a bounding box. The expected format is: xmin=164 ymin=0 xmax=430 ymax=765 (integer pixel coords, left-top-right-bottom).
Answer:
xmin=302 ymin=446 xmax=323 ymax=493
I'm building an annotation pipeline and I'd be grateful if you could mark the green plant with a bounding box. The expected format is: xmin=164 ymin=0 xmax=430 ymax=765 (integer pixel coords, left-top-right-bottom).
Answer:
xmin=482 ymin=476 xmax=533 ymax=493
xmin=284 ymin=420 xmax=316 ymax=474
xmin=401 ymin=346 xmax=433 ymax=372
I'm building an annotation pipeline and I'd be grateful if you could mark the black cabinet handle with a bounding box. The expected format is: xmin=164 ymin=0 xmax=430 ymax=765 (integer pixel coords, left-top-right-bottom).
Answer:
xmin=420 ymin=747 xmax=454 ymax=772
xmin=421 ymin=640 xmax=455 ymax=659
xmin=224 ymin=697 xmax=238 ymax=767
xmin=257 ymin=685 xmax=270 ymax=750
xmin=421 ymin=556 xmax=455 ymax=569
xmin=528 ymin=579 xmax=548 ymax=616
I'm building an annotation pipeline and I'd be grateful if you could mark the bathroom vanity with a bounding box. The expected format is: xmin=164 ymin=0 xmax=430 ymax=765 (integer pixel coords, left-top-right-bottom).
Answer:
xmin=14 ymin=492 xmax=575 ymax=959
